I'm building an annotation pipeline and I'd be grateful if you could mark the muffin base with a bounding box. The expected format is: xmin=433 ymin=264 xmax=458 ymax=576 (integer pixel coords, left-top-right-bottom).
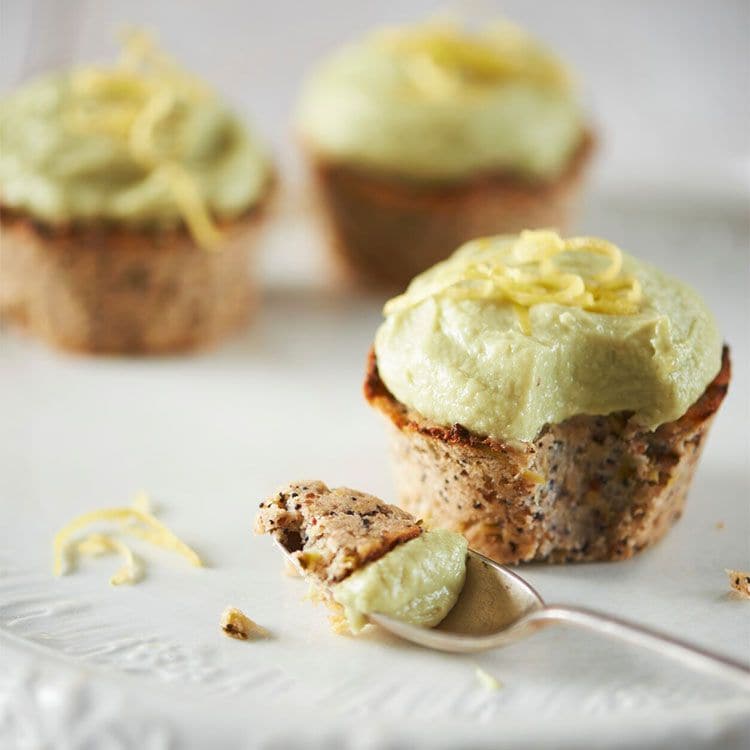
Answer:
xmin=255 ymin=480 xmax=422 ymax=585
xmin=0 ymin=196 xmax=271 ymax=354
xmin=364 ymin=347 xmax=730 ymax=564
xmin=307 ymin=133 xmax=593 ymax=288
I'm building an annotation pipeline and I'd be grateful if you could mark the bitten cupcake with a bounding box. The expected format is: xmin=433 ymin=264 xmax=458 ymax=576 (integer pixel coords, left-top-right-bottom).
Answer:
xmin=0 ymin=31 xmax=273 ymax=354
xmin=365 ymin=230 xmax=729 ymax=564
xmin=297 ymin=20 xmax=591 ymax=287
xmin=256 ymin=480 xmax=468 ymax=632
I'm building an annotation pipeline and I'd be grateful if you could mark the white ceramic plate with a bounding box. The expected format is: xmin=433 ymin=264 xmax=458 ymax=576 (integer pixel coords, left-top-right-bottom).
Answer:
xmin=1 ymin=195 xmax=749 ymax=749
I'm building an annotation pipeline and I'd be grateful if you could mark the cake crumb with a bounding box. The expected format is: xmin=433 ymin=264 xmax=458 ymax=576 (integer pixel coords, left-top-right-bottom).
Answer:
xmin=726 ymin=569 xmax=750 ymax=599
xmin=475 ymin=666 xmax=502 ymax=691
xmin=328 ymin=611 xmax=352 ymax=636
xmin=283 ymin=559 xmax=300 ymax=577
xmin=305 ymin=584 xmax=352 ymax=634
xmin=221 ymin=607 xmax=269 ymax=640
xmin=715 ymin=521 xmax=725 ymax=530
xmin=305 ymin=582 xmax=326 ymax=604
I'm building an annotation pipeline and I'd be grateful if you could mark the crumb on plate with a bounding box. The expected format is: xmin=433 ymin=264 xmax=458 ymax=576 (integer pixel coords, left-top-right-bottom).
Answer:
xmin=726 ymin=569 xmax=750 ymax=599
xmin=283 ymin=559 xmax=300 ymax=577
xmin=221 ymin=607 xmax=269 ymax=640
xmin=304 ymin=583 xmax=352 ymax=635
xmin=475 ymin=666 xmax=502 ymax=691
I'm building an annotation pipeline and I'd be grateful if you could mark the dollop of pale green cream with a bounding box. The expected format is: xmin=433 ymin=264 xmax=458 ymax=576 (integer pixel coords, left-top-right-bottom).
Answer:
xmin=0 ymin=72 xmax=270 ymax=227
xmin=296 ymin=23 xmax=584 ymax=180
xmin=375 ymin=236 xmax=723 ymax=442
xmin=332 ymin=529 xmax=468 ymax=632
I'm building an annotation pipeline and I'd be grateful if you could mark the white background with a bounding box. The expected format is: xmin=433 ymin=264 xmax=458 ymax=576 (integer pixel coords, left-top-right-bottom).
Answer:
xmin=1 ymin=2 xmax=749 ymax=748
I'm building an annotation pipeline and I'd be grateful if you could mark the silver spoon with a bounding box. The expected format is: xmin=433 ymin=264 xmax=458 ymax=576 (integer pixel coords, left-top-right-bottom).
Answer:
xmin=366 ymin=549 xmax=750 ymax=689
xmin=274 ymin=539 xmax=749 ymax=686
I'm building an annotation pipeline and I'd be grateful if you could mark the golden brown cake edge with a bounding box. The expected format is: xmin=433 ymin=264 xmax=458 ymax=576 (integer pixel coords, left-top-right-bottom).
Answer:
xmin=305 ymin=133 xmax=594 ymax=288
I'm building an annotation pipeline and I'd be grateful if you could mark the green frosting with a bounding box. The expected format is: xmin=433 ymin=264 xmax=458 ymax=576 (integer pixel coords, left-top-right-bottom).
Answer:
xmin=0 ymin=71 xmax=270 ymax=228
xmin=375 ymin=234 xmax=723 ymax=442
xmin=296 ymin=22 xmax=584 ymax=180
xmin=332 ymin=529 xmax=468 ymax=632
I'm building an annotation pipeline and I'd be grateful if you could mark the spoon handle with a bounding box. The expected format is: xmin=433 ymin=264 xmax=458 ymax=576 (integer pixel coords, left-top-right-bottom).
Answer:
xmin=531 ymin=605 xmax=750 ymax=689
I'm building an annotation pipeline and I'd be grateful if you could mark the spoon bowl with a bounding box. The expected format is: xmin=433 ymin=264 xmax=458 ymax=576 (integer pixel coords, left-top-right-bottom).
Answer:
xmin=370 ymin=550 xmax=544 ymax=651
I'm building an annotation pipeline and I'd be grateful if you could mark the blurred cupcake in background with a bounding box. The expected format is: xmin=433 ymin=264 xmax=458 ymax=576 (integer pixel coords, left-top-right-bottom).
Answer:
xmin=0 ymin=30 xmax=273 ymax=354
xmin=297 ymin=19 xmax=593 ymax=288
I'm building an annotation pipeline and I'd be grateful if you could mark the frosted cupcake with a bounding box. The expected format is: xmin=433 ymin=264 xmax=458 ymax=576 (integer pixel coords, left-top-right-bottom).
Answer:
xmin=0 ymin=31 xmax=273 ymax=354
xmin=297 ymin=20 xmax=591 ymax=287
xmin=365 ymin=230 xmax=729 ymax=563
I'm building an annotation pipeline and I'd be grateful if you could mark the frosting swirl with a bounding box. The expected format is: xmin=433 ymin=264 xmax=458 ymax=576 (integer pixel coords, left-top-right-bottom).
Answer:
xmin=297 ymin=20 xmax=584 ymax=180
xmin=375 ymin=233 xmax=722 ymax=441
xmin=0 ymin=31 xmax=271 ymax=246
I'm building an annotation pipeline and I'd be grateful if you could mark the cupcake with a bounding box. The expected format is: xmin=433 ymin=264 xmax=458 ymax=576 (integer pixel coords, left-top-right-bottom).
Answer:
xmin=297 ymin=19 xmax=591 ymax=287
xmin=365 ymin=230 xmax=729 ymax=564
xmin=0 ymin=31 xmax=273 ymax=354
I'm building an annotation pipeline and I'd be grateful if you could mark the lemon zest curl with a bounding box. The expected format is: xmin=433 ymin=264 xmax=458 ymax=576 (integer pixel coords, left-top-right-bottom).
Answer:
xmin=65 ymin=29 xmax=222 ymax=248
xmin=384 ymin=230 xmax=643 ymax=334
xmin=373 ymin=20 xmax=572 ymax=99
xmin=53 ymin=492 xmax=203 ymax=586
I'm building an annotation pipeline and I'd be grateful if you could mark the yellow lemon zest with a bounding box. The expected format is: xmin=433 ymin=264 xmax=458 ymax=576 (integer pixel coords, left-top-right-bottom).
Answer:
xmin=53 ymin=493 xmax=203 ymax=583
xmin=116 ymin=517 xmax=203 ymax=568
xmin=157 ymin=163 xmax=223 ymax=248
xmin=65 ymin=29 xmax=221 ymax=248
xmin=384 ymin=230 xmax=643 ymax=334
xmin=373 ymin=20 xmax=571 ymax=98
xmin=74 ymin=533 xmax=142 ymax=585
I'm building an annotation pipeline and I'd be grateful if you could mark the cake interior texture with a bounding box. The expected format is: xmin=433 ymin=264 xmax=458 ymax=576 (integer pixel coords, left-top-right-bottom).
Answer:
xmin=365 ymin=347 xmax=730 ymax=564
xmin=255 ymin=480 xmax=468 ymax=631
